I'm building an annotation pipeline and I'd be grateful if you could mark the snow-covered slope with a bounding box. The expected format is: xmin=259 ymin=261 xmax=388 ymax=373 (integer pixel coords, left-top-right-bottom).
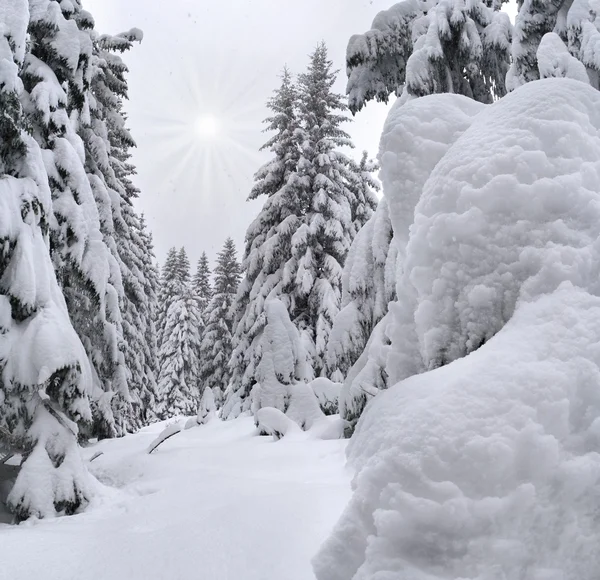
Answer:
xmin=314 ymin=78 xmax=600 ymax=580
xmin=1 ymin=418 xmax=350 ymax=580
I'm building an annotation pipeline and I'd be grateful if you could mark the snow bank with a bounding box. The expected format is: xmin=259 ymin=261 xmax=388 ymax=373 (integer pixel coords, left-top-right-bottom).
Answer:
xmin=314 ymin=78 xmax=600 ymax=580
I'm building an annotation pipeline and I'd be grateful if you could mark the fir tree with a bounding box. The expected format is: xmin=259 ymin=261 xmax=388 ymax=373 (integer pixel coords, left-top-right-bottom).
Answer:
xmin=345 ymin=0 xmax=511 ymax=113
xmin=200 ymin=238 xmax=241 ymax=406
xmin=0 ymin=0 xmax=94 ymax=520
xmin=348 ymin=152 xmax=379 ymax=238
xmin=156 ymin=247 xmax=180 ymax=349
xmin=22 ymin=0 xmax=128 ymax=439
xmin=227 ymin=68 xmax=303 ymax=416
xmin=76 ymin=27 xmax=158 ymax=434
xmin=156 ymin=287 xmax=202 ymax=418
xmin=176 ymin=247 xmax=191 ymax=287
xmin=288 ymin=42 xmax=356 ymax=379
xmin=136 ymin=215 xmax=161 ymax=424
xmin=193 ymin=251 xmax=212 ymax=317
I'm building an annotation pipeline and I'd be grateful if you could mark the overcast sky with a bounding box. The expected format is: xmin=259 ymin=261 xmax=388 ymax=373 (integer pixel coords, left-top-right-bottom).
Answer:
xmin=85 ymin=0 xmax=393 ymax=268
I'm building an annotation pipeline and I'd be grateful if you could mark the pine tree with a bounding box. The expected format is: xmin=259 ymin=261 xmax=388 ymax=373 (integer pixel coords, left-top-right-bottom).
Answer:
xmin=156 ymin=247 xmax=201 ymax=418
xmin=176 ymin=247 xmax=191 ymax=287
xmin=345 ymin=0 xmax=511 ymax=113
xmin=200 ymin=238 xmax=241 ymax=406
xmin=22 ymin=0 xmax=128 ymax=439
xmin=193 ymin=252 xmax=212 ymax=317
xmin=136 ymin=215 xmax=161 ymax=424
xmin=348 ymin=152 xmax=379 ymax=238
xmin=156 ymin=287 xmax=202 ymax=418
xmin=0 ymin=0 xmax=94 ymax=520
xmin=74 ymin=26 xmax=158 ymax=434
xmin=507 ymin=0 xmax=600 ymax=90
xmin=156 ymin=247 xmax=180 ymax=348
xmin=227 ymin=68 xmax=303 ymax=417
xmin=288 ymin=42 xmax=356 ymax=379
xmin=251 ymin=300 xmax=307 ymax=416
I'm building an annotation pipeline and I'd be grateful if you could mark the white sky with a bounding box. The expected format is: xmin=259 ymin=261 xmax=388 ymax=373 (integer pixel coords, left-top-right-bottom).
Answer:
xmin=86 ymin=0 xmax=394 ymax=267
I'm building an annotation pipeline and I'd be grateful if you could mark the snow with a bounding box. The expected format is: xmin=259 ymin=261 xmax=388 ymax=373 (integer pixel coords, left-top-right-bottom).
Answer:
xmin=315 ymin=284 xmax=600 ymax=580
xmin=537 ymin=32 xmax=590 ymax=82
xmin=0 ymin=417 xmax=350 ymax=580
xmin=404 ymin=78 xmax=600 ymax=370
xmin=314 ymin=78 xmax=600 ymax=580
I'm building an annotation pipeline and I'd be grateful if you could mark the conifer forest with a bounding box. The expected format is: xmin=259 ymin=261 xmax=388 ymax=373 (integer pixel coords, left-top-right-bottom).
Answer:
xmin=3 ymin=1 xmax=600 ymax=579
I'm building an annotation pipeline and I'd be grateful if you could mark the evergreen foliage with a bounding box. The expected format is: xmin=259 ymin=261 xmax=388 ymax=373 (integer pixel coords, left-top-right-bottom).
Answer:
xmin=200 ymin=238 xmax=241 ymax=407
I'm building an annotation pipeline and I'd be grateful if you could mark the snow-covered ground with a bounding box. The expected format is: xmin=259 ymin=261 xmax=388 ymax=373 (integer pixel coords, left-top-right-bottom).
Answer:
xmin=0 ymin=418 xmax=350 ymax=580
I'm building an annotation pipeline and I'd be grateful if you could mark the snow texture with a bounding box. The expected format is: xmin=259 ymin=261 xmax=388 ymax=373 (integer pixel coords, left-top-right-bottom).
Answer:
xmin=314 ymin=78 xmax=600 ymax=580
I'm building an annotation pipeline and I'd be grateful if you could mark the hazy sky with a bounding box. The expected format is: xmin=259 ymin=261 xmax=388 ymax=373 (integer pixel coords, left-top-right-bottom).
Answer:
xmin=85 ymin=0 xmax=393 ymax=268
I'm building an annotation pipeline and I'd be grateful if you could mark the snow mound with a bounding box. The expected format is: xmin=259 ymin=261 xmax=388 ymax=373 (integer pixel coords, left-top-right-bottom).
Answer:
xmin=315 ymin=284 xmax=600 ymax=580
xmin=256 ymin=408 xmax=301 ymax=441
xmin=379 ymin=92 xmax=485 ymax=261
xmin=537 ymin=33 xmax=589 ymax=83
xmin=314 ymin=78 xmax=600 ymax=580
xmin=403 ymin=78 xmax=600 ymax=369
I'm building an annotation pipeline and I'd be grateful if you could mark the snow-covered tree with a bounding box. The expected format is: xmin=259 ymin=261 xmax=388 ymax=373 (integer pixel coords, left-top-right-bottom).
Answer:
xmin=156 ymin=247 xmax=180 ymax=348
xmin=196 ymin=387 xmax=216 ymax=426
xmin=346 ymin=0 xmax=512 ymax=113
xmin=135 ymin=215 xmax=161 ymax=424
xmin=508 ymin=0 xmax=600 ymax=90
xmin=200 ymin=238 xmax=241 ymax=406
xmin=227 ymin=48 xmax=367 ymax=416
xmin=289 ymin=42 xmax=356 ymax=379
xmin=251 ymin=299 xmax=307 ymax=416
xmin=156 ymin=287 xmax=202 ymax=419
xmin=227 ymin=68 xmax=303 ymax=416
xmin=326 ymin=198 xmax=396 ymax=384
xmin=22 ymin=0 xmax=130 ymax=439
xmin=75 ymin=26 xmax=160 ymax=434
xmin=0 ymin=0 xmax=94 ymax=520
xmin=347 ymin=151 xmax=379 ymax=238
xmin=193 ymin=251 xmax=212 ymax=318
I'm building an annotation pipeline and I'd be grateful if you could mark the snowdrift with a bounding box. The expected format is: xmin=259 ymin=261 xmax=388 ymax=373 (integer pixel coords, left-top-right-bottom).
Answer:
xmin=314 ymin=78 xmax=600 ymax=580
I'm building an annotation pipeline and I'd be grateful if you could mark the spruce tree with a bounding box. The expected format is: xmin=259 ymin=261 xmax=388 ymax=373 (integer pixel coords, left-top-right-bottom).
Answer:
xmin=156 ymin=288 xmax=202 ymax=418
xmin=156 ymin=247 xmax=180 ymax=348
xmin=75 ymin=27 xmax=159 ymax=434
xmin=227 ymin=68 xmax=303 ymax=416
xmin=289 ymin=42 xmax=356 ymax=379
xmin=156 ymin=247 xmax=201 ymax=418
xmin=136 ymin=215 xmax=161 ymax=424
xmin=22 ymin=0 xmax=128 ymax=439
xmin=0 ymin=1 xmax=94 ymax=520
xmin=193 ymin=252 xmax=212 ymax=317
xmin=200 ymin=238 xmax=241 ymax=406
xmin=348 ymin=152 xmax=379 ymax=238
xmin=345 ymin=0 xmax=511 ymax=113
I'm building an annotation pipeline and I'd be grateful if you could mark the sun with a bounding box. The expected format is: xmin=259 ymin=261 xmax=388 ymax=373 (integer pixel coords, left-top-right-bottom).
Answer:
xmin=194 ymin=115 xmax=219 ymax=138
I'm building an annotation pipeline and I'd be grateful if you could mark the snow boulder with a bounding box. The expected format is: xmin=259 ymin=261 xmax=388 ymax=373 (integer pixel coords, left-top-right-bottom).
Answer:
xmin=314 ymin=78 xmax=600 ymax=580
xmin=256 ymin=408 xmax=301 ymax=442
xmin=342 ymin=91 xmax=485 ymax=418
xmin=402 ymin=78 xmax=600 ymax=370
